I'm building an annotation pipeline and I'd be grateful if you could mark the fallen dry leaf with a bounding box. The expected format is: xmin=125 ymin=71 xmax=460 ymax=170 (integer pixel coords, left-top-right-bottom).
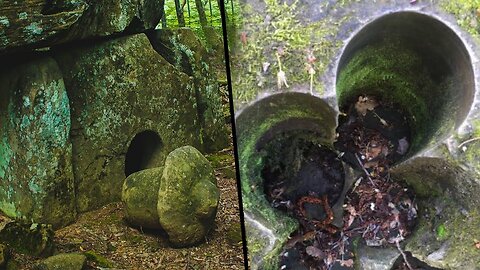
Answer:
xmin=355 ymin=95 xmax=378 ymax=116
xmin=340 ymin=259 xmax=354 ymax=267
xmin=306 ymin=246 xmax=325 ymax=259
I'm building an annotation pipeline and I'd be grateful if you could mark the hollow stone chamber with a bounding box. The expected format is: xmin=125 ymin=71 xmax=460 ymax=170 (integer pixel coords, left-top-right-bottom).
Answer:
xmin=236 ymin=11 xmax=480 ymax=269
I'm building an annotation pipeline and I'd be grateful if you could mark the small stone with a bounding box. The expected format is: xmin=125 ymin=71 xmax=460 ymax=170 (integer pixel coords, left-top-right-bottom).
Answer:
xmin=357 ymin=245 xmax=400 ymax=270
xmin=36 ymin=253 xmax=86 ymax=270
xmin=157 ymin=146 xmax=219 ymax=247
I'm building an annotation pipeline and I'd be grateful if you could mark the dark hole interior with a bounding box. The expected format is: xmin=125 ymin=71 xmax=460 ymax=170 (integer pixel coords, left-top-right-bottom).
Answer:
xmin=261 ymin=130 xmax=345 ymax=219
xmin=124 ymin=130 xmax=163 ymax=177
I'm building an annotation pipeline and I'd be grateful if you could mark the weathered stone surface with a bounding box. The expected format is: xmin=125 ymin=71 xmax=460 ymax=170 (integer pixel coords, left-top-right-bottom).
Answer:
xmin=158 ymin=146 xmax=219 ymax=247
xmin=121 ymin=167 xmax=163 ymax=229
xmin=391 ymin=158 xmax=480 ymax=269
xmin=0 ymin=222 xmax=54 ymax=257
xmin=36 ymin=253 xmax=86 ymax=270
xmin=356 ymin=245 xmax=400 ymax=270
xmin=54 ymin=33 xmax=202 ymax=212
xmin=149 ymin=29 xmax=229 ymax=152
xmin=0 ymin=57 xmax=75 ymax=228
xmin=0 ymin=0 xmax=163 ymax=52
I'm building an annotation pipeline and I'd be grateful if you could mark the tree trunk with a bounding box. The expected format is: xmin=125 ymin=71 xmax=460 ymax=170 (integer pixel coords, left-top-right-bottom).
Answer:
xmin=195 ymin=0 xmax=208 ymax=28
xmin=174 ymin=0 xmax=185 ymax=27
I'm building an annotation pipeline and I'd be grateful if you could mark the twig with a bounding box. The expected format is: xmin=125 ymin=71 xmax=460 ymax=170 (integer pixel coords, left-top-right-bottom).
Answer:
xmin=354 ymin=153 xmax=376 ymax=187
xmin=395 ymin=240 xmax=413 ymax=270
xmin=458 ymin=137 xmax=480 ymax=149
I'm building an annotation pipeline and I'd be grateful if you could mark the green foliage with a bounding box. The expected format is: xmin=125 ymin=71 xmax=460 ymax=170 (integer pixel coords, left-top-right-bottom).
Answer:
xmin=162 ymin=0 xmax=238 ymax=41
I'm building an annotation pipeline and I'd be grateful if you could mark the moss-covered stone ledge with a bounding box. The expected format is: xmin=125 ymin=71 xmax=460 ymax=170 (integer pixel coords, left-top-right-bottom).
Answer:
xmin=391 ymin=158 xmax=480 ymax=269
xmin=0 ymin=0 xmax=163 ymax=52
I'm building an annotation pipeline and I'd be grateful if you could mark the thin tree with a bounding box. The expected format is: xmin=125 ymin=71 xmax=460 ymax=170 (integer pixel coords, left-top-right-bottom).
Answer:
xmin=195 ymin=0 xmax=208 ymax=28
xmin=174 ymin=0 xmax=186 ymax=27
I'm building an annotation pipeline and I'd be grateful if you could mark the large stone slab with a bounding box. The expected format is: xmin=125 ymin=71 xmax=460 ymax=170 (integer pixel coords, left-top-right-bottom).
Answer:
xmin=0 ymin=0 xmax=163 ymax=52
xmin=0 ymin=57 xmax=75 ymax=228
xmin=54 ymin=33 xmax=202 ymax=212
xmin=149 ymin=29 xmax=229 ymax=152
xmin=158 ymin=146 xmax=219 ymax=247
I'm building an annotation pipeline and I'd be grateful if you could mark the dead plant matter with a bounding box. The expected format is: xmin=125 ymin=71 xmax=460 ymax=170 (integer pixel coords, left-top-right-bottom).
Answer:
xmin=276 ymin=95 xmax=418 ymax=269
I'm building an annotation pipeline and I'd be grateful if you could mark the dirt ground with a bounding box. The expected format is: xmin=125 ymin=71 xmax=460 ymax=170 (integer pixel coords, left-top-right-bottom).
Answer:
xmin=10 ymin=145 xmax=244 ymax=270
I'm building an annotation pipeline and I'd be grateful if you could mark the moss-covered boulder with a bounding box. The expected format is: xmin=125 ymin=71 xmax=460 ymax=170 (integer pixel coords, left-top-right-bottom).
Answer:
xmin=0 ymin=222 xmax=54 ymax=257
xmin=36 ymin=253 xmax=86 ymax=270
xmin=0 ymin=57 xmax=75 ymax=228
xmin=121 ymin=167 xmax=164 ymax=229
xmin=54 ymin=33 xmax=202 ymax=212
xmin=158 ymin=146 xmax=219 ymax=247
xmin=149 ymin=29 xmax=229 ymax=152
xmin=0 ymin=0 xmax=162 ymax=52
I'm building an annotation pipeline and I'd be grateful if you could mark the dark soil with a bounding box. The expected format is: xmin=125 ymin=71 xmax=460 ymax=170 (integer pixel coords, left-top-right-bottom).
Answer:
xmin=268 ymin=95 xmax=418 ymax=270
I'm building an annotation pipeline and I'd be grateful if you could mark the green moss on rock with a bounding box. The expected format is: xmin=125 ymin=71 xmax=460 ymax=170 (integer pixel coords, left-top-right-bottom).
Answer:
xmin=157 ymin=146 xmax=219 ymax=247
xmin=149 ymin=28 xmax=230 ymax=152
xmin=0 ymin=222 xmax=54 ymax=257
xmin=36 ymin=253 xmax=86 ymax=270
xmin=121 ymin=167 xmax=164 ymax=229
xmin=54 ymin=33 xmax=202 ymax=212
xmin=0 ymin=57 xmax=75 ymax=228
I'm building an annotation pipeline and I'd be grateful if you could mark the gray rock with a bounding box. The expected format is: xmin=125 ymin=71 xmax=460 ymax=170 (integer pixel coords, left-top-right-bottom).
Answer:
xmin=121 ymin=167 xmax=164 ymax=229
xmin=0 ymin=57 xmax=75 ymax=228
xmin=158 ymin=146 xmax=219 ymax=247
xmin=54 ymin=33 xmax=202 ymax=212
xmin=0 ymin=0 xmax=162 ymax=52
xmin=37 ymin=253 xmax=86 ymax=270
xmin=356 ymin=245 xmax=400 ymax=270
xmin=149 ymin=29 xmax=229 ymax=152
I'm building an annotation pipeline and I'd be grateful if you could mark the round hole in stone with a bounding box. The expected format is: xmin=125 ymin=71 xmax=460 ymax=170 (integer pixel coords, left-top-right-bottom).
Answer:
xmin=336 ymin=11 xmax=475 ymax=157
xmin=124 ymin=130 xmax=163 ymax=177
xmin=235 ymin=92 xmax=343 ymax=267
xmin=261 ymin=129 xmax=345 ymax=219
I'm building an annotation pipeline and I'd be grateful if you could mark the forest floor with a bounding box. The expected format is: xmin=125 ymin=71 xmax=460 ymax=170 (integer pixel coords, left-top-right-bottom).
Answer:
xmin=10 ymin=140 xmax=244 ymax=270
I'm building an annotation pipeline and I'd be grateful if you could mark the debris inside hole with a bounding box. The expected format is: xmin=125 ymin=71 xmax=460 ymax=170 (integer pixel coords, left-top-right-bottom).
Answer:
xmin=262 ymin=131 xmax=345 ymax=219
xmin=273 ymin=95 xmax=419 ymax=269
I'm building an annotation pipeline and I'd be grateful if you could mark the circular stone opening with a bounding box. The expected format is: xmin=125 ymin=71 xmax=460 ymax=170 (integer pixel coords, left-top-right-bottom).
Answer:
xmin=124 ymin=130 xmax=163 ymax=177
xmin=261 ymin=130 xmax=345 ymax=219
xmin=336 ymin=11 xmax=475 ymax=156
xmin=235 ymin=92 xmax=340 ymax=267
